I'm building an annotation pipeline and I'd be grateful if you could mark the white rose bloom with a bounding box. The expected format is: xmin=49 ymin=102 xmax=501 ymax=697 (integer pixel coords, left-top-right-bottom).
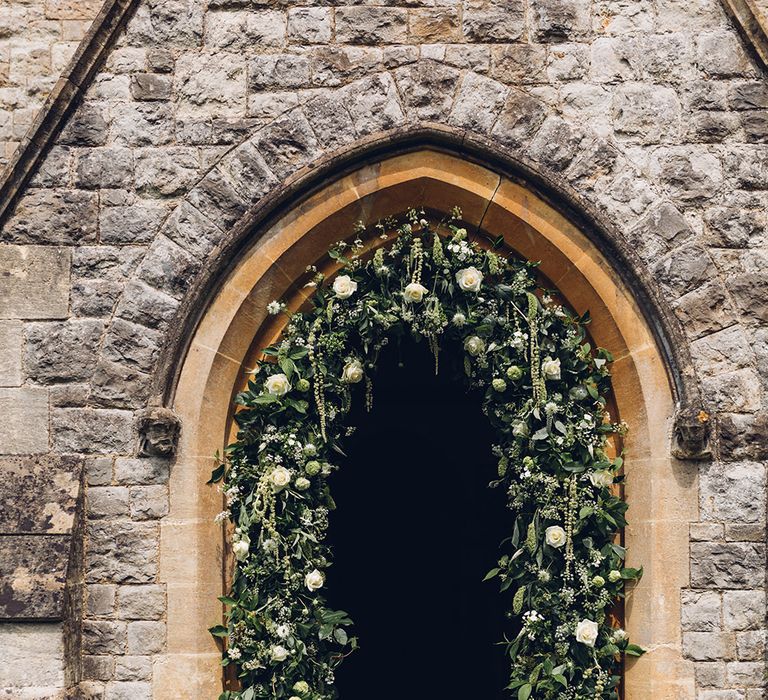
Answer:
xmin=589 ymin=470 xmax=614 ymax=489
xmin=464 ymin=335 xmax=485 ymax=356
xmin=542 ymin=357 xmax=561 ymax=380
xmin=265 ymin=373 xmax=290 ymax=396
xmin=575 ymin=619 xmax=599 ymax=647
xmin=305 ymin=568 xmax=324 ymax=591
xmin=332 ymin=275 xmax=358 ymax=299
xmin=403 ymin=282 xmax=429 ymax=303
xmin=270 ymin=466 xmax=291 ymax=492
xmin=341 ymin=359 xmax=364 ymax=384
xmin=455 ymin=266 xmax=483 ymax=292
xmin=545 ymin=525 xmax=567 ymax=549
xmin=275 ymin=624 xmax=291 ymax=639
xmin=271 ymin=645 xmax=289 ymax=662
xmin=232 ymin=538 xmax=249 ymax=561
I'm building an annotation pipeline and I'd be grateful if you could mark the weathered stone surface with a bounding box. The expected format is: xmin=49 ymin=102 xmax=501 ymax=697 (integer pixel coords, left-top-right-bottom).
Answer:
xmin=528 ymin=116 xmax=584 ymax=171
xmin=672 ymin=281 xmax=735 ymax=340
xmin=51 ymin=409 xmax=133 ymax=454
xmin=691 ymin=543 xmax=766 ymax=588
xmin=75 ymin=149 xmax=134 ymax=190
xmin=0 ymin=387 xmax=49 ymax=455
xmin=102 ymin=319 xmax=161 ymax=375
xmin=114 ymin=458 xmax=169 ymax=486
xmin=0 ymin=623 xmax=64 ymax=687
xmin=650 ymin=148 xmax=723 ymax=202
xmin=682 ymin=590 xmax=722 ymax=632
xmin=134 ymin=147 xmax=200 ymax=197
xmin=25 ymin=319 xmax=104 ymax=384
xmin=310 ymin=46 xmax=383 ymax=88
xmin=111 ymin=103 xmax=175 ymax=147
xmin=613 ymin=84 xmax=680 ymax=143
xmin=176 ymin=52 xmax=246 ymax=119
xmin=449 ymin=72 xmax=507 ymax=133
xmin=704 ymin=206 xmax=764 ymax=248
xmin=0 ymin=245 xmax=68 ymax=319
xmin=409 ymin=8 xmax=461 ymax=42
xmin=653 ymin=244 xmax=717 ymax=298
xmin=85 ymin=457 xmax=113 ymax=487
xmin=186 ymin=168 xmax=248 ymax=229
xmin=130 ymin=74 xmax=172 ymax=102
xmin=690 ymin=325 xmax=754 ymax=376
xmin=342 ymin=73 xmax=404 ymax=137
xmin=394 ymin=61 xmax=460 ymax=122
xmin=29 ymin=146 xmax=72 ymax=188
xmin=302 ymin=91 xmax=357 ymax=152
xmin=736 ymin=630 xmax=765 ymax=660
xmin=59 ymin=102 xmax=108 ymax=147
xmin=288 ymin=8 xmax=331 ymax=44
xmin=117 ymin=585 xmax=165 ymax=621
xmin=82 ymin=621 xmax=127 ymax=655
xmin=683 ymin=631 xmax=736 ymax=662
xmin=0 ymin=321 xmax=22 ymax=387
xmin=72 ymin=247 xmax=144 ymax=318
xmin=100 ymin=200 xmax=168 ymax=245
xmin=530 ymin=0 xmax=590 ymax=41
xmin=114 ymin=655 xmax=151 ymax=682
xmin=87 ymin=584 xmax=116 ymax=618
xmin=723 ymin=591 xmax=765 ymax=631
xmin=249 ymin=54 xmax=311 ymax=91
xmin=491 ymin=44 xmax=547 ymax=84
xmin=135 ymin=234 xmax=201 ymax=300
xmin=114 ymin=280 xmax=180 ymax=331
xmin=699 ymin=462 xmax=766 ymax=524
xmin=3 ymin=191 xmax=98 ymax=244
xmin=87 ymin=487 xmax=130 ymax=520
xmin=126 ymin=621 xmax=165 ymax=655
xmin=83 ymin=654 xmax=116 ymax=681
xmin=128 ymin=486 xmax=168 ymax=521
xmin=696 ymin=31 xmax=755 ymax=78
xmin=104 ymin=680 xmax=152 ymax=700
xmin=491 ymin=89 xmax=548 ymax=149
xmin=335 ymin=7 xmax=408 ymax=45
xmin=0 ymin=535 xmax=69 ymax=619
xmin=0 ymin=455 xmax=82 ymax=533
xmin=89 ymin=360 xmax=152 ymax=411
xmin=124 ymin=0 xmax=203 ymax=49
xmin=462 ymin=0 xmax=525 ymax=42
xmin=86 ymin=521 xmax=158 ymax=584
xmin=251 ymin=110 xmax=321 ymax=181
xmin=702 ymin=368 xmax=762 ymax=413
xmin=718 ymin=413 xmax=768 ymax=460
xmin=206 ymin=9 xmax=286 ymax=50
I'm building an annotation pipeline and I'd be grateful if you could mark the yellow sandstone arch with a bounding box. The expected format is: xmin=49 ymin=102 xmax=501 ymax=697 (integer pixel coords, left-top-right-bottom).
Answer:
xmin=154 ymin=150 xmax=697 ymax=699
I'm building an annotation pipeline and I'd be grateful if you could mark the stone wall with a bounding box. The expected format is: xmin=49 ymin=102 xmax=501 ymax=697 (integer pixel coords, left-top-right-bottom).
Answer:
xmin=1 ymin=0 xmax=101 ymax=167
xmin=0 ymin=0 xmax=766 ymax=698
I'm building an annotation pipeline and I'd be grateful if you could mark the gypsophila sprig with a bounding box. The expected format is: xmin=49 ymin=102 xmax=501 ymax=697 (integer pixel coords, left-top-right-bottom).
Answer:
xmin=210 ymin=209 xmax=644 ymax=700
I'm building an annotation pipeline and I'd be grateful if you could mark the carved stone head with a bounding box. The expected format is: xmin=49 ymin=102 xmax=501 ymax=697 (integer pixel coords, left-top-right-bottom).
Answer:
xmin=672 ymin=405 xmax=712 ymax=460
xmin=137 ymin=407 xmax=181 ymax=457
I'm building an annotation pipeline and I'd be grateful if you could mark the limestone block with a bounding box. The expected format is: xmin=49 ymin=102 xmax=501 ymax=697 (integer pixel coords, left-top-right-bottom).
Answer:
xmin=251 ymin=110 xmax=321 ymax=182
xmin=302 ymin=91 xmax=357 ymax=152
xmin=737 ymin=630 xmax=765 ymax=660
xmin=248 ymin=53 xmax=311 ymax=91
xmin=449 ymin=72 xmax=508 ymax=133
xmin=491 ymin=44 xmax=547 ymax=84
xmin=311 ymin=46 xmax=383 ymax=88
xmin=82 ymin=654 xmax=115 ymax=681
xmin=58 ymin=102 xmax=108 ymax=147
xmin=0 ymin=455 xmax=82 ymax=533
xmin=718 ymin=413 xmax=768 ymax=460
xmin=528 ymin=116 xmax=584 ymax=171
xmin=696 ymin=30 xmax=756 ymax=78
xmin=393 ymin=60 xmax=460 ymax=122
xmin=723 ymin=591 xmax=766 ymax=631
xmin=175 ymin=52 xmax=246 ymax=119
xmin=114 ymin=457 xmax=170 ymax=486
xmin=104 ymin=681 xmax=151 ymax=700
xmin=82 ymin=620 xmax=127 ymax=655
xmin=613 ymin=84 xmax=681 ymax=143
xmin=29 ymin=146 xmax=73 ymax=188
xmin=530 ymin=0 xmax=591 ymax=41
xmin=99 ymin=200 xmax=168 ymax=245
xmin=114 ymin=280 xmax=179 ymax=331
xmin=25 ymin=319 xmax=104 ymax=383
xmin=0 ymin=535 xmax=69 ymax=618
xmin=408 ymin=8 xmax=461 ymax=43
xmin=491 ymin=89 xmax=548 ymax=150
xmin=0 ymin=321 xmax=22 ymax=386
xmin=3 ymin=191 xmax=97 ymax=245
xmin=74 ymin=148 xmax=135 ymax=190
xmin=335 ymin=7 xmax=408 ymax=45
xmin=110 ymin=102 xmax=175 ymax=147
xmin=682 ymin=631 xmax=736 ymax=661
xmin=649 ymin=148 xmax=723 ymax=202
xmin=130 ymin=74 xmax=172 ymax=101
xmin=127 ymin=621 xmax=165 ymax=655
xmin=547 ymin=43 xmax=589 ymax=81
xmin=124 ymin=0 xmax=203 ymax=49
xmin=205 ymin=9 xmax=286 ymax=50
xmin=87 ymin=584 xmax=116 ymax=618
xmin=681 ymin=590 xmax=722 ymax=632
xmin=129 ymin=486 xmax=169 ymax=520
xmin=134 ymin=147 xmax=200 ymax=198
xmin=0 ymin=623 xmax=64 ymax=687
xmin=0 ymin=387 xmax=49 ymax=454
xmin=159 ymin=201 xmax=223 ymax=260
xmin=86 ymin=521 xmax=159 ymax=584
xmin=117 ymin=584 xmax=165 ymax=620
xmin=691 ymin=325 xmax=754 ymax=376
xmin=691 ymin=542 xmax=766 ymax=588
xmin=115 ymin=656 xmax=152 ymax=681
xmin=135 ymin=234 xmax=201 ymax=300
xmin=101 ymin=318 xmax=161 ymax=375
xmin=51 ymin=408 xmax=133 ymax=454
xmin=288 ymin=8 xmax=331 ymax=44
xmin=702 ymin=368 xmax=761 ymax=413
xmin=87 ymin=487 xmax=130 ymax=519
xmin=729 ymin=82 xmax=768 ymax=110
xmin=341 ymin=73 xmax=404 ymax=137
xmin=672 ymin=281 xmax=735 ymax=340
xmin=89 ymin=360 xmax=152 ymax=410
xmin=187 ymin=168 xmax=248 ymax=229
xmin=462 ymin=0 xmax=525 ymax=42
xmin=86 ymin=457 xmax=113 ymax=486
xmin=71 ymin=246 xmax=144 ymax=318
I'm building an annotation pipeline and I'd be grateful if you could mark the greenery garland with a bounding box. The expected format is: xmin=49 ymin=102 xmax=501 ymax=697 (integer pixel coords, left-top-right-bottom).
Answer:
xmin=210 ymin=208 xmax=644 ymax=700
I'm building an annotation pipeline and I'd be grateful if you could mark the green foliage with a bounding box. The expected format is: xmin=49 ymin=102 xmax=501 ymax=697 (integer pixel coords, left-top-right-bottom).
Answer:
xmin=211 ymin=212 xmax=642 ymax=699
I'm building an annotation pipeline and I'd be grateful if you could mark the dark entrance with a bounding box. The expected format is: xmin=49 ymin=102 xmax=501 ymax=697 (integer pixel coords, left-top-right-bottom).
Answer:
xmin=327 ymin=339 xmax=512 ymax=699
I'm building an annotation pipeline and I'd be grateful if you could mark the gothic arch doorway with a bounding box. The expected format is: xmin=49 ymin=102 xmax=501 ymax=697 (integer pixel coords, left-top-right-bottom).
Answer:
xmin=154 ymin=149 xmax=696 ymax=699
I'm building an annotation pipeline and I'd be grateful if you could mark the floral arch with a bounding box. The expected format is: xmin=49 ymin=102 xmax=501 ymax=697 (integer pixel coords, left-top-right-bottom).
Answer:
xmin=154 ymin=149 xmax=697 ymax=699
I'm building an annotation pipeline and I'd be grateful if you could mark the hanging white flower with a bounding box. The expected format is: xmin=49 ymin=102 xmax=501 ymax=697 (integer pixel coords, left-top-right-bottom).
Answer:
xmin=267 ymin=300 xmax=282 ymax=315
xmin=265 ymin=373 xmax=291 ymax=396
xmin=545 ymin=525 xmax=567 ymax=548
xmin=305 ymin=569 xmax=324 ymax=591
xmin=575 ymin=619 xmax=599 ymax=647
xmin=455 ymin=266 xmax=483 ymax=292
xmin=542 ymin=357 xmax=561 ymax=380
xmin=464 ymin=335 xmax=485 ymax=356
xmin=403 ymin=282 xmax=429 ymax=302
xmin=341 ymin=359 xmax=364 ymax=383
xmin=271 ymin=645 xmax=289 ymax=662
xmin=589 ymin=470 xmax=614 ymax=489
xmin=270 ymin=466 xmax=291 ymax=492
xmin=332 ymin=275 xmax=358 ymax=299
xmin=232 ymin=538 xmax=250 ymax=561
xmin=452 ymin=312 xmax=466 ymax=326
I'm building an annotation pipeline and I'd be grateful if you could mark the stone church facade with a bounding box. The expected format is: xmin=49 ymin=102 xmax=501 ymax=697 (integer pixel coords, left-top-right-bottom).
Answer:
xmin=0 ymin=0 xmax=767 ymax=698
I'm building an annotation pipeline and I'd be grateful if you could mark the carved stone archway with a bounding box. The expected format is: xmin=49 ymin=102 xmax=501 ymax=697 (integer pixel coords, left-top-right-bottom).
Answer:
xmin=153 ymin=148 xmax=697 ymax=699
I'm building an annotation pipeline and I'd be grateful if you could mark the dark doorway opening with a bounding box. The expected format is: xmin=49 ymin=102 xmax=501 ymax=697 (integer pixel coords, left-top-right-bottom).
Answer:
xmin=326 ymin=339 xmax=513 ymax=699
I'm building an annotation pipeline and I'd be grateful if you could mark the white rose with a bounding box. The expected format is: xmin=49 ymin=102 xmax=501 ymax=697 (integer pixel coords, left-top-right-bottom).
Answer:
xmin=545 ymin=525 xmax=567 ymax=549
xmin=575 ymin=619 xmax=599 ymax=647
xmin=403 ymin=282 xmax=429 ymax=303
xmin=456 ymin=266 xmax=483 ymax=292
xmin=232 ymin=538 xmax=249 ymax=561
xmin=271 ymin=645 xmax=289 ymax=662
xmin=265 ymin=373 xmax=290 ymax=396
xmin=332 ymin=275 xmax=358 ymax=299
xmin=464 ymin=336 xmax=485 ymax=356
xmin=270 ymin=466 xmax=291 ymax=492
xmin=305 ymin=568 xmax=324 ymax=591
xmin=542 ymin=357 xmax=561 ymax=381
xmin=275 ymin=624 xmax=291 ymax=639
xmin=589 ymin=470 xmax=614 ymax=489
xmin=341 ymin=359 xmax=364 ymax=384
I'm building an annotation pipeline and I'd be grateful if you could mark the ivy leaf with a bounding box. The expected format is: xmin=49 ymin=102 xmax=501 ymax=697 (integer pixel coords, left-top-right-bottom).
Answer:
xmin=625 ymin=644 xmax=646 ymax=657
xmin=334 ymin=628 xmax=348 ymax=645
xmin=207 ymin=463 xmax=225 ymax=484
xmin=208 ymin=625 xmax=228 ymax=638
xmin=518 ymin=683 xmax=532 ymax=700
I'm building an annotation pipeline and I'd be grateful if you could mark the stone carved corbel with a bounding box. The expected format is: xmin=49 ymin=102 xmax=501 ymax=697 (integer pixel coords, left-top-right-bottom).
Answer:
xmin=137 ymin=407 xmax=181 ymax=457
xmin=672 ymin=404 xmax=712 ymax=460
